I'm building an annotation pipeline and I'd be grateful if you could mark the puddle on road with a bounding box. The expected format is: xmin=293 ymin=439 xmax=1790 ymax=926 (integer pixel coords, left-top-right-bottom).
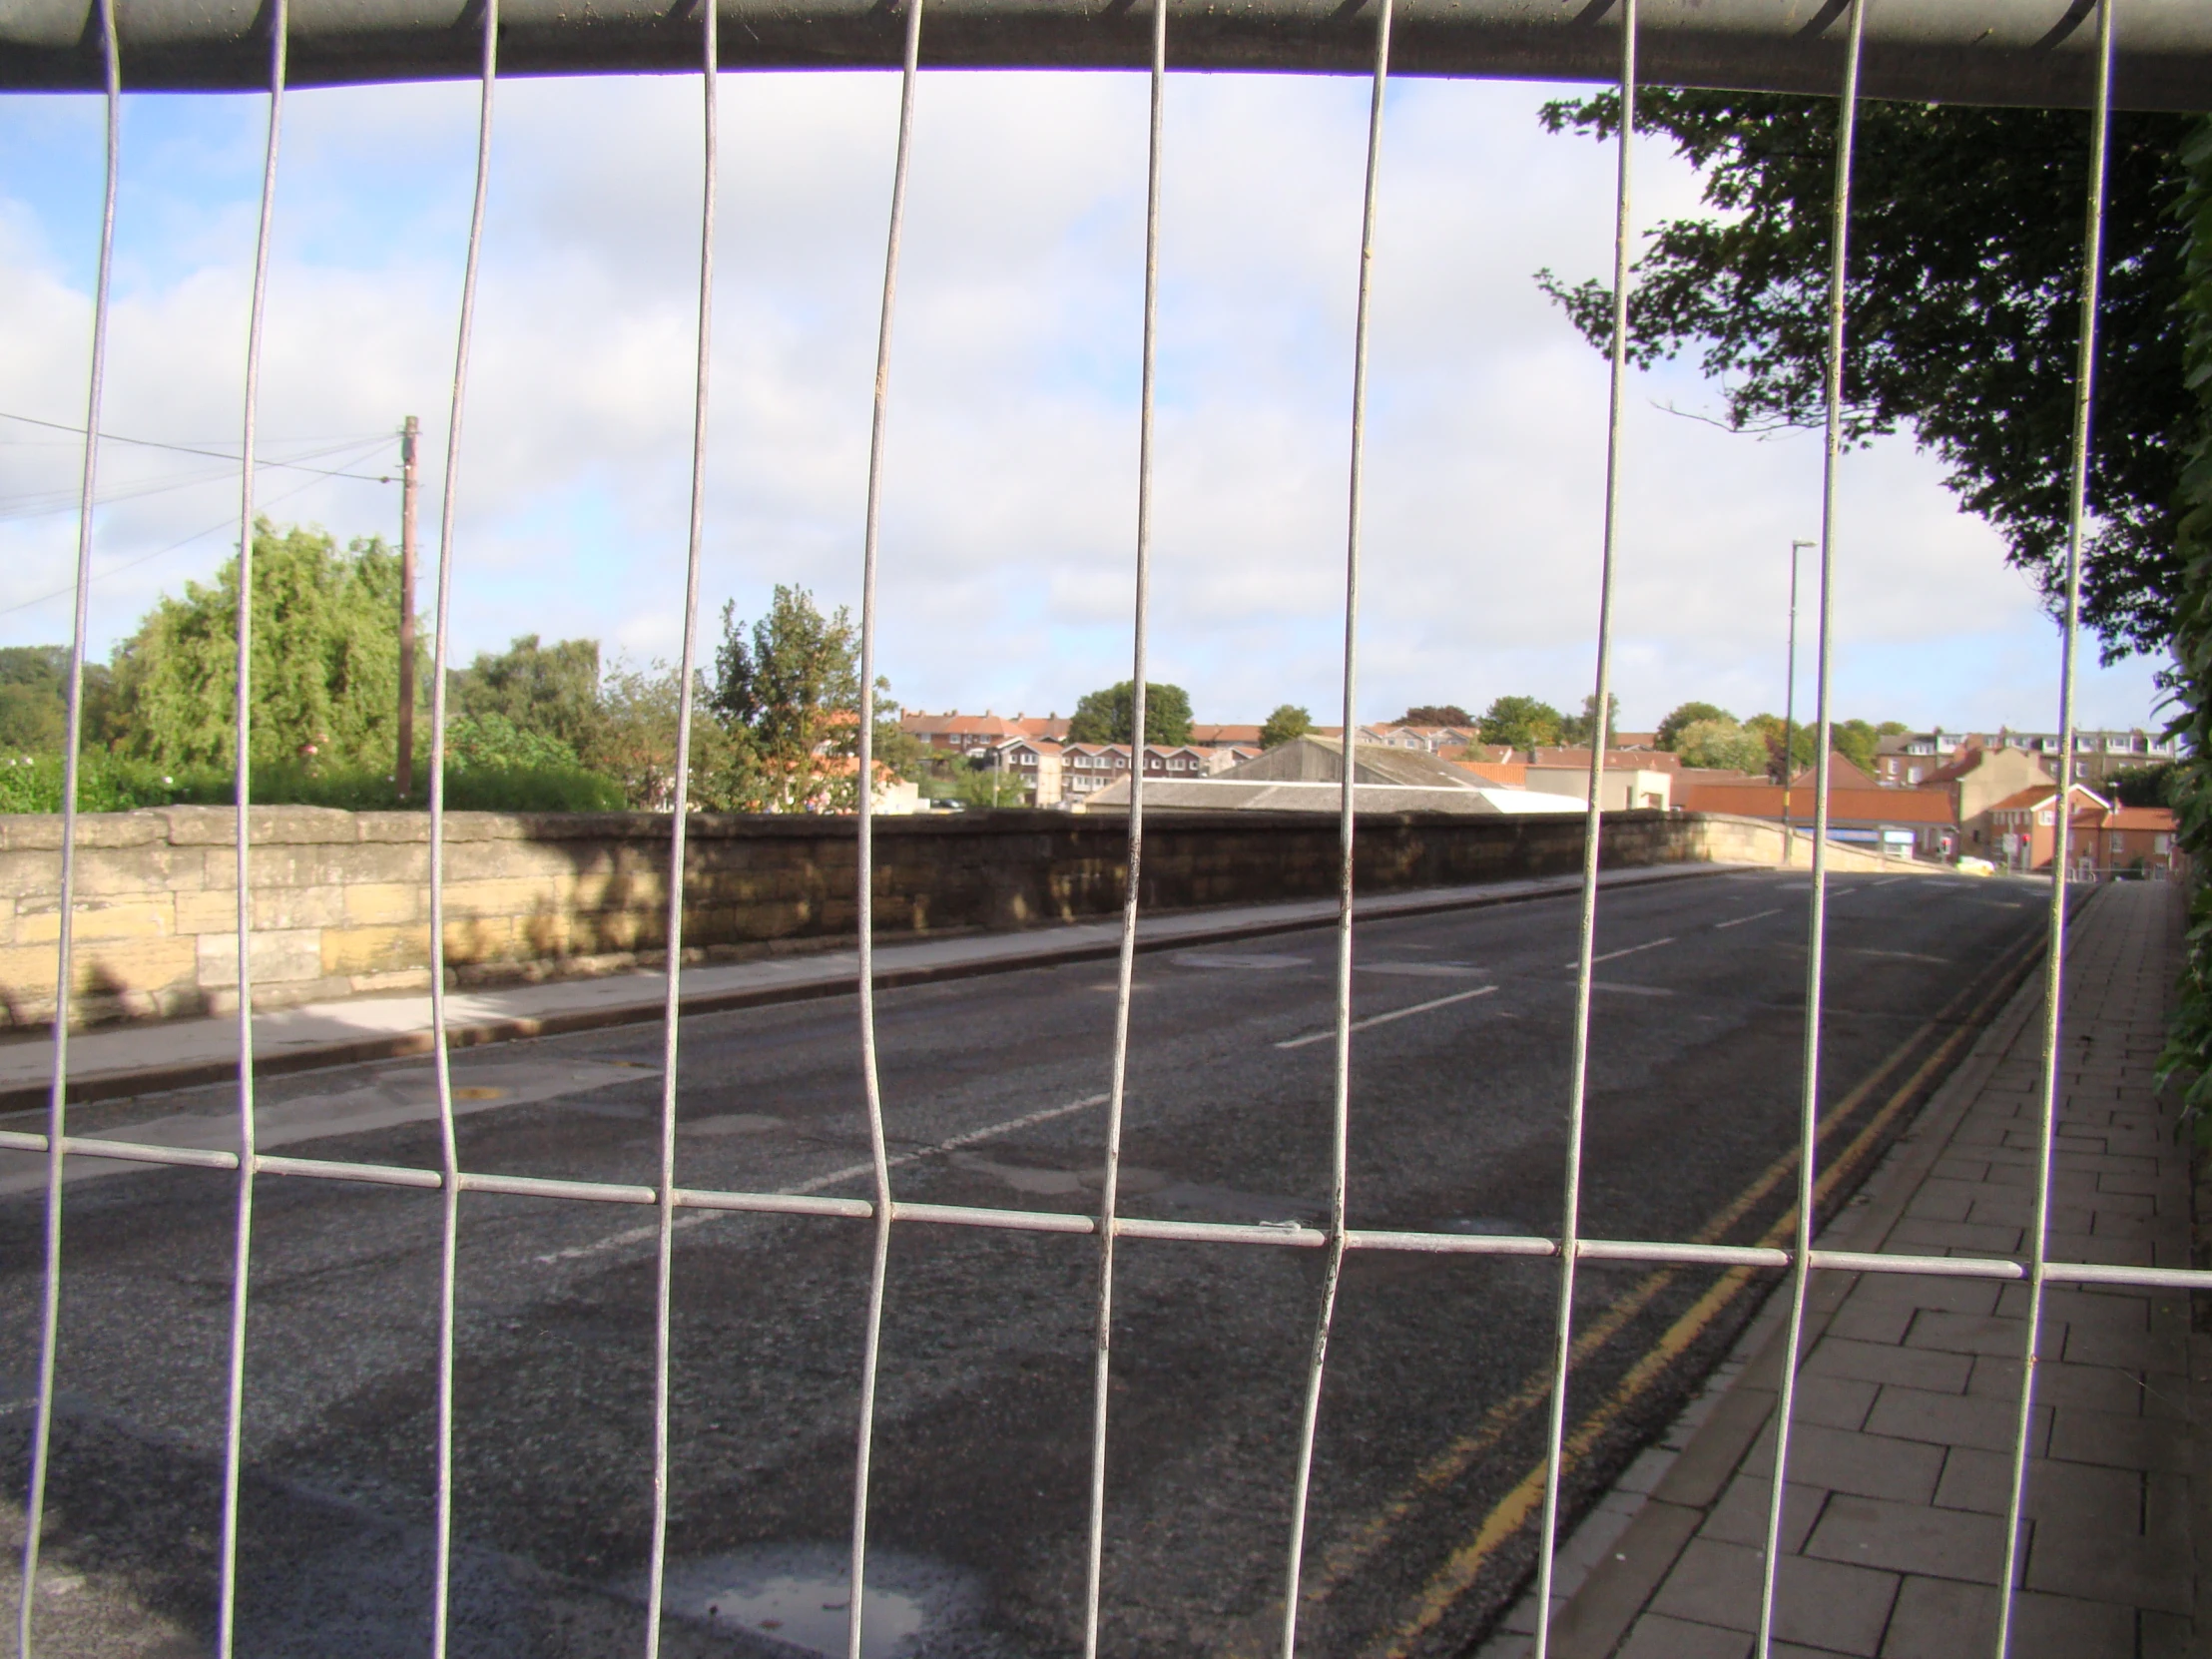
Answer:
xmin=649 ymin=1544 xmax=968 ymax=1657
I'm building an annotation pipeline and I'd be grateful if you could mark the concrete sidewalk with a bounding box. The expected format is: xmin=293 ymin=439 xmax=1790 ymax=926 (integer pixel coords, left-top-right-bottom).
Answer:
xmin=0 ymin=860 xmax=1732 ymax=1108
xmin=1489 ymin=879 xmax=2203 ymax=1658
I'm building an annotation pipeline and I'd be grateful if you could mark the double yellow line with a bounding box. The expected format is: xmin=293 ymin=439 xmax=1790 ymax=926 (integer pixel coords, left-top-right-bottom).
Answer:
xmin=1312 ymin=925 xmax=2041 ymax=1658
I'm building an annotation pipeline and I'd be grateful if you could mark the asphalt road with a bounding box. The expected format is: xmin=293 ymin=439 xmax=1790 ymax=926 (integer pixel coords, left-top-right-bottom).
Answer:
xmin=0 ymin=867 xmax=2049 ymax=1659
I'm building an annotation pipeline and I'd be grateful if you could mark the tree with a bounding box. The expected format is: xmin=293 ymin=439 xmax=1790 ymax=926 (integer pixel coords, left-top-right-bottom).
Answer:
xmin=443 ymin=712 xmax=582 ymax=775
xmin=2107 ymin=761 xmax=2176 ymax=808
xmin=1398 ymin=704 xmax=1470 ymax=727
xmin=0 ymin=647 xmax=116 ymax=755
xmin=1560 ymin=692 xmax=1621 ymax=749
xmin=1537 ymin=93 xmax=2194 ymax=660
xmin=1259 ymin=704 xmax=1314 ymax=749
xmin=110 ymin=521 xmax=411 ymax=772
xmin=921 ymin=761 xmax=1029 ymax=810
xmin=1656 ymin=700 xmax=1733 ymax=752
xmin=1673 ymin=718 xmax=1769 ymax=774
xmin=449 ymin=635 xmax=603 ymax=757
xmin=1744 ymin=713 xmax=1815 ymax=779
xmin=1833 ymin=719 xmax=1883 ymax=775
xmin=1067 ymin=681 xmax=1194 ymax=746
xmin=1475 ymin=695 xmax=1565 ymax=751
xmin=711 ymin=586 xmax=879 ymax=813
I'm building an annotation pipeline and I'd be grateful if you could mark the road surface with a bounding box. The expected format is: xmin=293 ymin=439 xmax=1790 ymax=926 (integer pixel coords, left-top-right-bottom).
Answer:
xmin=0 ymin=867 xmax=2046 ymax=1658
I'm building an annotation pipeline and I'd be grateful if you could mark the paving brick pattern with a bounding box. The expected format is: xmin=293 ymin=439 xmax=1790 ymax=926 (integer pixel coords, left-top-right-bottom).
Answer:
xmin=1495 ymin=881 xmax=2203 ymax=1659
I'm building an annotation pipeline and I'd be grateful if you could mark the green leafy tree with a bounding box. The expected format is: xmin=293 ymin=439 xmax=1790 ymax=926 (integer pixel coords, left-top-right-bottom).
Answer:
xmin=1398 ymin=704 xmax=1470 ymax=727
xmin=1656 ymin=700 xmax=1733 ymax=752
xmin=1877 ymin=720 xmax=1910 ymax=738
xmin=921 ymin=762 xmax=1029 ymax=810
xmin=1560 ymin=692 xmax=1621 ymax=749
xmin=2154 ymin=121 xmax=2212 ymax=1118
xmin=1476 ymin=695 xmax=1566 ymax=752
xmin=2107 ymin=762 xmax=2176 ymax=809
xmin=711 ymin=586 xmax=875 ymax=813
xmin=1067 ymin=681 xmax=1194 ymax=746
xmin=584 ymin=660 xmax=743 ymax=811
xmin=109 ymin=521 xmax=411 ymax=772
xmin=1259 ymin=704 xmax=1314 ymax=749
xmin=1744 ymin=713 xmax=1815 ymax=779
xmin=449 ymin=635 xmax=603 ymax=757
xmin=444 ymin=712 xmax=582 ymax=775
xmin=1673 ymin=718 xmax=1769 ymax=774
xmin=1536 ymin=93 xmax=2193 ymax=660
xmin=1833 ymin=719 xmax=1883 ymax=775
xmin=0 ymin=647 xmax=117 ymax=755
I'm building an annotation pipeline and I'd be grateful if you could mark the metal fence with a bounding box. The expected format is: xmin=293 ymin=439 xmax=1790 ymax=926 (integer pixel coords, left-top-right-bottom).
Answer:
xmin=5 ymin=2 xmax=2210 ymax=1657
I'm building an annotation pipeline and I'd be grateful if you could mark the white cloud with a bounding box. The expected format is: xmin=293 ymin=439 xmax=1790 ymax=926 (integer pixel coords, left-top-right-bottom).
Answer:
xmin=0 ymin=68 xmax=2163 ymax=736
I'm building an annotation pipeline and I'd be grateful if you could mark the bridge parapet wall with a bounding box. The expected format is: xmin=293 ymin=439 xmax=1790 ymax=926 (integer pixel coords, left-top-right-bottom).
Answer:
xmin=0 ymin=806 xmax=1901 ymax=1028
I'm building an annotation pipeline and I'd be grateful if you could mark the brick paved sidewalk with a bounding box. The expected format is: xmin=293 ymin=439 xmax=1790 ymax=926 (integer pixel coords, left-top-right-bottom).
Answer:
xmin=1491 ymin=879 xmax=2205 ymax=1658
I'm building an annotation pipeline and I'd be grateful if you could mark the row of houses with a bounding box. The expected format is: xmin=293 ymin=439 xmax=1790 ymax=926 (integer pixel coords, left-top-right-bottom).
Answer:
xmin=898 ymin=710 xmax=2180 ymax=875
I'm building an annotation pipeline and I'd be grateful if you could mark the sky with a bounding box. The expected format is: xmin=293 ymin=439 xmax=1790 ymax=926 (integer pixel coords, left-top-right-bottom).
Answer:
xmin=0 ymin=67 xmax=2167 ymax=738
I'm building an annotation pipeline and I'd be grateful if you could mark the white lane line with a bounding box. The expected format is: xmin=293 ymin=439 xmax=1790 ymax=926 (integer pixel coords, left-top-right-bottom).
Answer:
xmin=537 ymin=1091 xmax=1109 ymax=1265
xmin=1713 ymin=908 xmax=1783 ymax=931
xmin=1590 ymin=981 xmax=1675 ymax=998
xmin=1275 ymin=984 xmax=1497 ymax=1050
xmin=1564 ymin=936 xmax=1676 ymax=969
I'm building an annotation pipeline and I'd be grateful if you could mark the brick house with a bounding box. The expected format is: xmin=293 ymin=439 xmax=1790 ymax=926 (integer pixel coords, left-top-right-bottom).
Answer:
xmin=1983 ymin=783 xmax=2109 ymax=873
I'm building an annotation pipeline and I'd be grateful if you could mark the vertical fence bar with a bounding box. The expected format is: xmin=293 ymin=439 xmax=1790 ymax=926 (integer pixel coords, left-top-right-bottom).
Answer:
xmin=846 ymin=3 xmax=924 ymax=1653
xmin=641 ymin=3 xmax=718 ymax=1652
xmin=212 ymin=3 xmax=287 ymax=1652
xmin=425 ymin=5 xmax=498 ymax=1652
xmin=1277 ymin=5 xmax=1389 ymax=1652
xmin=1992 ymin=3 xmax=2113 ymax=1651
xmin=13 ymin=5 xmax=119 ymax=1653
xmin=1079 ymin=0 xmax=1168 ymax=1650
xmin=1752 ymin=5 xmax=1864 ymax=1653
xmin=1528 ymin=3 xmax=1631 ymax=1653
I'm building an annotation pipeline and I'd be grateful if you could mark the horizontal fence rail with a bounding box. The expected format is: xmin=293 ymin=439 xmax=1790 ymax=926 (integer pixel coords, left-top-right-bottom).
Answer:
xmin=5 ymin=0 xmax=2189 ymax=1655
xmin=8 ymin=1122 xmax=2209 ymax=1291
xmin=1 ymin=0 xmax=2209 ymax=107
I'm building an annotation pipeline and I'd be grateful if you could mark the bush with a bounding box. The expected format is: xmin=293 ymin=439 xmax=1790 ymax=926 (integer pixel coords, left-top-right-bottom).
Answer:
xmin=1674 ymin=718 xmax=1771 ymax=774
xmin=0 ymin=752 xmax=625 ymax=815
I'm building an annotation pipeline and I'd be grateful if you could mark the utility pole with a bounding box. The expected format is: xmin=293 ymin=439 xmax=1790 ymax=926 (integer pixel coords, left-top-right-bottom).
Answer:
xmin=395 ymin=416 xmax=419 ymax=800
xmin=1781 ymin=538 xmax=1813 ymax=865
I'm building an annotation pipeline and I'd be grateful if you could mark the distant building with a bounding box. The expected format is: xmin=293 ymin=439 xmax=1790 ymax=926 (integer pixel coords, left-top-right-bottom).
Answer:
xmin=1072 ymin=735 xmax=1590 ymax=815
xmin=902 ymin=711 xmax=1070 ymax=755
xmin=1673 ymin=754 xmax=1955 ymax=857
xmin=1985 ymin=783 xmax=2110 ymax=873
xmin=1358 ymin=723 xmax=1478 ymax=754
xmin=1874 ymin=727 xmax=2175 ymax=789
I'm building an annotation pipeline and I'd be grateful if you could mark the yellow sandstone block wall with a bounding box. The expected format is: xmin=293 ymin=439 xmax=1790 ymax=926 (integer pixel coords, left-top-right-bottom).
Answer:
xmin=0 ymin=807 xmax=1854 ymax=1030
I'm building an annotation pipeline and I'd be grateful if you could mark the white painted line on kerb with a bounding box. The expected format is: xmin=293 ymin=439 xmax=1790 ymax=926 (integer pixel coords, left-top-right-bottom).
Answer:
xmin=1564 ymin=936 xmax=1676 ymax=969
xmin=1713 ymin=908 xmax=1783 ymax=931
xmin=538 ymin=1091 xmax=1109 ymax=1265
xmin=1275 ymin=984 xmax=1498 ymax=1050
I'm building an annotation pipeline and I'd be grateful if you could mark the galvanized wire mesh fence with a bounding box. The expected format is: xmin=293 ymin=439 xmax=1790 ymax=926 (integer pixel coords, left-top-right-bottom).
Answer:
xmin=5 ymin=2 xmax=2205 ymax=1657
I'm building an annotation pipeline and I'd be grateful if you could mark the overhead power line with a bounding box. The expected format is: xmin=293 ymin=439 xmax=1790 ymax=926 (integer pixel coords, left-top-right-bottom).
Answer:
xmin=0 ymin=410 xmax=398 ymax=482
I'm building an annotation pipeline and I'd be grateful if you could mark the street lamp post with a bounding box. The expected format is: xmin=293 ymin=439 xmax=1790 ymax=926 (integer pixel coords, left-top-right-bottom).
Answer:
xmin=1782 ymin=538 xmax=1814 ymax=864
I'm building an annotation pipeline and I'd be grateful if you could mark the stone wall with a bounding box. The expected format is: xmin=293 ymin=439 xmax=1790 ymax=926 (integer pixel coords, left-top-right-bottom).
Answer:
xmin=0 ymin=806 xmax=1896 ymax=1028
